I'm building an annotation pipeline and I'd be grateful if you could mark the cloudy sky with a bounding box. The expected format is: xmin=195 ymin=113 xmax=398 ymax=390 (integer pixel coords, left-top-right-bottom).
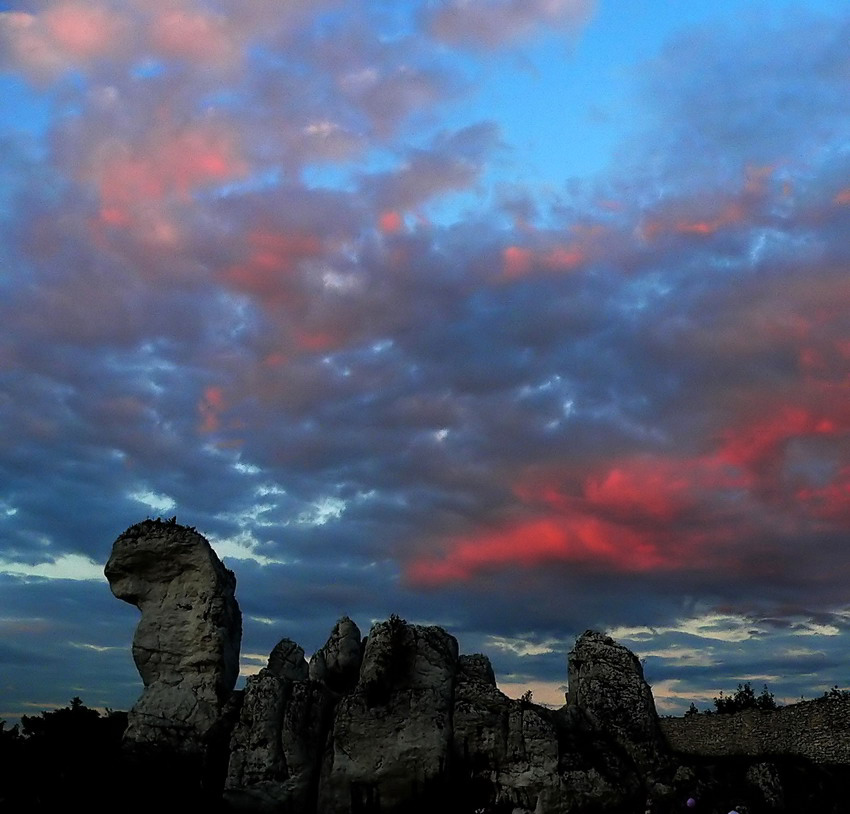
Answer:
xmin=4 ymin=0 xmax=850 ymax=723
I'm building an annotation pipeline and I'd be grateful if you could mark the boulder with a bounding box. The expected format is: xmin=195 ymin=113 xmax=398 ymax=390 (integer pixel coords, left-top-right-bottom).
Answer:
xmin=104 ymin=519 xmax=242 ymax=754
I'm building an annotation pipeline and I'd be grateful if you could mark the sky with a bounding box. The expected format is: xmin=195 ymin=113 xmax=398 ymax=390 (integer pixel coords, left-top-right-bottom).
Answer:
xmin=3 ymin=0 xmax=850 ymax=724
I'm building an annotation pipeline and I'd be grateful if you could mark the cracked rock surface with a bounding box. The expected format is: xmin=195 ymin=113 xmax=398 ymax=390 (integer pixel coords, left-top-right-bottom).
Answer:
xmin=105 ymin=519 xmax=242 ymax=753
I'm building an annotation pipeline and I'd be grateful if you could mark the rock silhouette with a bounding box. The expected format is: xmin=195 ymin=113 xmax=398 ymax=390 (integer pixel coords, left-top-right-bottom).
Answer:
xmin=106 ymin=521 xmax=850 ymax=812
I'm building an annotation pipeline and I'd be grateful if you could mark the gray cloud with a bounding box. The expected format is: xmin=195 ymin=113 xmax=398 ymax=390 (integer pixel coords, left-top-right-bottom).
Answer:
xmin=4 ymin=2 xmax=850 ymax=722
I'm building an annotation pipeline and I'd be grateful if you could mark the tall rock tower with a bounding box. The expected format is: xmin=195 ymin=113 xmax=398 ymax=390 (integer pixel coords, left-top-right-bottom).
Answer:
xmin=105 ymin=519 xmax=242 ymax=756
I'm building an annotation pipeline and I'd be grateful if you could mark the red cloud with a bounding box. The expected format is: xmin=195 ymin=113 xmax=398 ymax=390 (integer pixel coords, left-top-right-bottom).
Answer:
xmin=500 ymin=243 xmax=585 ymax=279
xmin=408 ymin=453 xmax=748 ymax=587
xmin=221 ymin=229 xmax=322 ymax=306
xmin=407 ymin=514 xmax=666 ymax=588
xmin=718 ymin=399 xmax=850 ymax=477
xmin=88 ymin=124 xmax=248 ymax=236
xmin=198 ymin=386 xmax=225 ymax=434
xmin=796 ymin=465 xmax=850 ymax=524
xmin=407 ymin=391 xmax=850 ymax=588
xmin=379 ymin=210 xmax=404 ymax=234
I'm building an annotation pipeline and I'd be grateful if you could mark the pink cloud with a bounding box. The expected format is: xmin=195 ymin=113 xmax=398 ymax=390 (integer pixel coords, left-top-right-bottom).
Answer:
xmin=149 ymin=8 xmax=237 ymax=65
xmin=501 ymin=245 xmax=534 ymax=278
xmin=378 ymin=210 xmax=404 ymax=234
xmin=43 ymin=2 xmax=126 ymax=59
xmin=221 ymin=228 xmax=323 ymax=307
xmin=428 ymin=0 xmax=596 ymax=49
xmin=86 ymin=123 xmax=248 ymax=236
xmin=499 ymin=242 xmax=585 ymax=279
xmin=1 ymin=5 xmax=127 ymax=79
xmin=639 ymin=166 xmax=772 ymax=240
xmin=198 ymin=386 xmax=225 ymax=433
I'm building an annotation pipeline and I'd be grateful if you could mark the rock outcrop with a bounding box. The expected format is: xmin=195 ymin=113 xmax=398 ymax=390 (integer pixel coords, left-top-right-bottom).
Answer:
xmin=105 ymin=519 xmax=242 ymax=755
xmin=308 ymin=615 xmax=364 ymax=693
xmin=568 ymin=630 xmax=666 ymax=771
xmin=317 ymin=616 xmax=459 ymax=813
xmin=226 ymin=638 xmax=334 ymax=813
xmin=107 ymin=521 xmax=850 ymax=813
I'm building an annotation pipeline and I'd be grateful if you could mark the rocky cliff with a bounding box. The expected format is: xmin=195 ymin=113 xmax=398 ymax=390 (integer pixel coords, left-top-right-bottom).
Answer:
xmin=106 ymin=521 xmax=850 ymax=813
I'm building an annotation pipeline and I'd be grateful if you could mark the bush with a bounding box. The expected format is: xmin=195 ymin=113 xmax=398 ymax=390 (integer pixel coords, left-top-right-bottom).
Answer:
xmin=713 ymin=682 xmax=778 ymax=714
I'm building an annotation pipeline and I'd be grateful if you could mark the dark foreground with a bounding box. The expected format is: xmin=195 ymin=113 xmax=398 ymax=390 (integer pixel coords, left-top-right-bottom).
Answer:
xmin=3 ymin=699 xmax=850 ymax=814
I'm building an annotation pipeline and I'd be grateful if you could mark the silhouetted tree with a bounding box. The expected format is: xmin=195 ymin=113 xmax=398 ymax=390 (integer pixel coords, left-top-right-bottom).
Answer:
xmin=1 ymin=698 xmax=130 ymax=811
xmin=713 ymin=682 xmax=778 ymax=714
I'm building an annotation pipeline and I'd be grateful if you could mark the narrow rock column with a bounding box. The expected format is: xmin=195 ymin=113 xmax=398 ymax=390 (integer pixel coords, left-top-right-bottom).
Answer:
xmin=105 ymin=519 xmax=242 ymax=754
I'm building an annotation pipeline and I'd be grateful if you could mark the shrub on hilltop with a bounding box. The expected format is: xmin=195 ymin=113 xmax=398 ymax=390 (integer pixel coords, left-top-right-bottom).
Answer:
xmin=713 ymin=682 xmax=778 ymax=714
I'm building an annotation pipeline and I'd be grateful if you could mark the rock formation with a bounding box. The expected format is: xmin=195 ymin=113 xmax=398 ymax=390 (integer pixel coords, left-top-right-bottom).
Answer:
xmin=107 ymin=520 xmax=850 ymax=813
xmin=226 ymin=637 xmax=335 ymax=813
xmin=105 ymin=519 xmax=242 ymax=755
xmin=317 ymin=616 xmax=459 ymax=813
xmin=451 ymin=652 xmax=640 ymax=813
xmin=567 ymin=630 xmax=667 ymax=770
xmin=308 ymin=615 xmax=364 ymax=693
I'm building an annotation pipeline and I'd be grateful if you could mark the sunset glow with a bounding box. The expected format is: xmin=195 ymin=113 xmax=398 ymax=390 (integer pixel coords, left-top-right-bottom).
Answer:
xmin=4 ymin=0 xmax=850 ymax=722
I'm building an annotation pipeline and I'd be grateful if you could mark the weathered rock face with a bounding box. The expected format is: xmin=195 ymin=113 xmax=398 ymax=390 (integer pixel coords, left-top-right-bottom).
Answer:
xmin=105 ymin=519 xmax=242 ymax=753
xmin=226 ymin=638 xmax=333 ymax=813
xmin=451 ymin=654 xmax=642 ymax=814
xmin=317 ymin=616 xmax=459 ymax=814
xmin=568 ymin=630 xmax=665 ymax=770
xmin=452 ymin=655 xmax=559 ymax=812
xmin=268 ymin=638 xmax=310 ymax=682
xmin=308 ymin=616 xmax=363 ymax=693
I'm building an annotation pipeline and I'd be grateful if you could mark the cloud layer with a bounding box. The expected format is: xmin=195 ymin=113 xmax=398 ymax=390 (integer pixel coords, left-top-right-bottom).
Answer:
xmin=3 ymin=1 xmax=850 ymax=719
